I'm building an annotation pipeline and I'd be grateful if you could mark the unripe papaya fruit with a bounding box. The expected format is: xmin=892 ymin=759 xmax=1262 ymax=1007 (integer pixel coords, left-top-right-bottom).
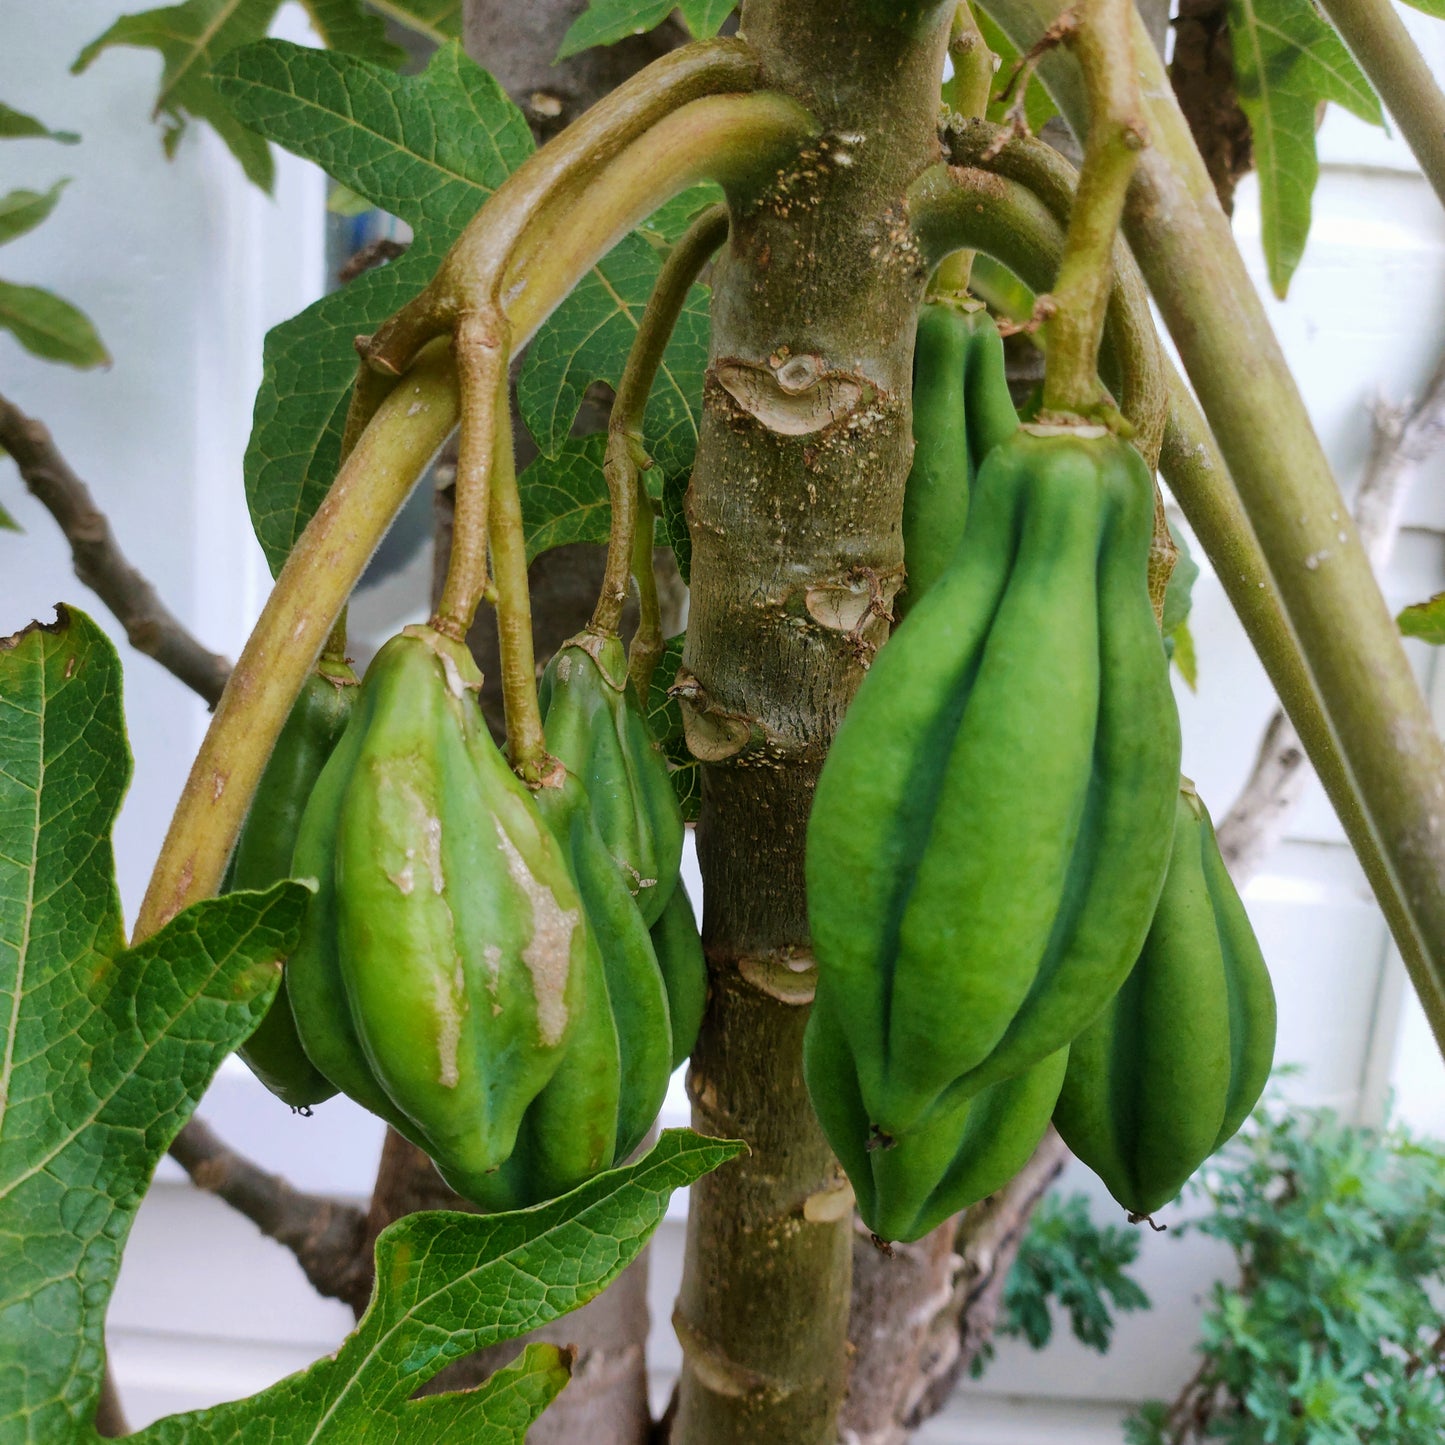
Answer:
xmin=897 ymin=300 xmax=1017 ymax=618
xmin=805 ymin=987 xmax=1066 ymax=1242
xmin=533 ymin=768 xmax=673 ymax=1166
xmin=286 ymin=624 xmax=593 ymax=1205
xmin=225 ymin=657 xmax=357 ymax=1108
xmin=539 ymin=630 xmax=684 ymax=926
xmin=806 ymin=428 xmax=1180 ymax=1146
xmin=650 ymin=884 xmax=707 ymax=1069
xmin=1054 ymin=782 xmax=1276 ymax=1217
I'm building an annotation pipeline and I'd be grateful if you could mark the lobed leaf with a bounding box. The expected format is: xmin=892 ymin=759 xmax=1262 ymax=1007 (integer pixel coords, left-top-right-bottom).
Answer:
xmin=1227 ymin=0 xmax=1382 ymax=297
xmin=131 ymin=1132 xmax=740 ymax=1442
xmin=0 ymin=606 xmax=309 ymax=1441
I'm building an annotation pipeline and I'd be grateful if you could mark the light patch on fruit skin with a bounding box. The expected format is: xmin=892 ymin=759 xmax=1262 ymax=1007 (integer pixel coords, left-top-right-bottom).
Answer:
xmin=493 ymin=820 xmax=578 ymax=1047
xmin=432 ymin=964 xmax=463 ymax=1088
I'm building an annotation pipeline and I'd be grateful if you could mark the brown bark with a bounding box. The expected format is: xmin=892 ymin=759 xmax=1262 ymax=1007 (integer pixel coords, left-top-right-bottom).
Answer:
xmin=1170 ymin=0 xmax=1253 ymax=214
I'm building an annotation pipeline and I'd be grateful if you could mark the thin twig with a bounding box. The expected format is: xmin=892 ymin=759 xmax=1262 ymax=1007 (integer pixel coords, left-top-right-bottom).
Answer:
xmin=1216 ymin=356 xmax=1445 ymax=877
xmin=0 ymin=390 xmax=233 ymax=707
xmin=168 ymin=1116 xmax=372 ymax=1311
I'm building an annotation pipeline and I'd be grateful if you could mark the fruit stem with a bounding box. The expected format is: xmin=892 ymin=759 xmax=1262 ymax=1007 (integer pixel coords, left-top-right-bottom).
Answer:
xmin=134 ymin=343 xmax=459 ymax=940
xmin=933 ymin=3 xmax=997 ymax=296
xmin=592 ymin=204 xmax=728 ymax=643
xmin=434 ymin=307 xmax=509 ymax=636
xmin=1038 ymin=0 xmax=1145 ymax=421
xmin=486 ymin=373 xmax=554 ymax=785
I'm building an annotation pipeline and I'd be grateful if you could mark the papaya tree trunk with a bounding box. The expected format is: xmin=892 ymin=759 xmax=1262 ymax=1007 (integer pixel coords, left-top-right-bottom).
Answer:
xmin=672 ymin=7 xmax=954 ymax=1442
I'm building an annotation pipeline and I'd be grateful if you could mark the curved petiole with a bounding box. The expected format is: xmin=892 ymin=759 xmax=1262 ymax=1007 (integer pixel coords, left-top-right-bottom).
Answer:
xmin=592 ymin=205 xmax=729 ymax=654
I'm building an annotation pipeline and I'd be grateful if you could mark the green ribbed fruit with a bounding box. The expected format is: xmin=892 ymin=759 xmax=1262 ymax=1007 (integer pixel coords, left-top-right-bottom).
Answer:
xmin=226 ymin=658 xmax=356 ymax=1108
xmin=650 ymin=884 xmax=707 ymax=1070
xmin=897 ymin=300 xmax=1017 ymax=618
xmin=805 ymin=428 xmax=1181 ymax=1157
xmin=1054 ymin=783 xmax=1276 ymax=1217
xmin=540 ymin=631 xmax=684 ymax=926
xmin=286 ymin=624 xmax=592 ymax=1206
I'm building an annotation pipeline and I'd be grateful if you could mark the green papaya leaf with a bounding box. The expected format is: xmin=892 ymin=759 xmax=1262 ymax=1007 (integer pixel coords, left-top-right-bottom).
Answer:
xmin=1398 ymin=592 xmax=1445 ymax=646
xmin=298 ymin=0 xmax=407 ymax=66
xmin=72 ymin=0 xmax=427 ymax=192
xmin=517 ymin=191 xmax=715 ymax=578
xmin=975 ymin=14 xmax=1058 ymax=132
xmin=134 ymin=1131 xmax=740 ymax=1441
xmin=0 ymin=101 xmax=80 ymax=143
xmin=558 ymin=0 xmax=735 ymax=59
xmin=211 ymin=39 xmax=534 ymax=574
xmin=73 ymin=0 xmax=286 ymax=191
xmin=365 ymin=0 xmax=463 ymax=43
xmin=1227 ymin=0 xmax=1382 ymax=298
xmin=517 ymin=230 xmax=711 ymax=486
xmin=518 ymin=433 xmax=693 ymax=571
xmin=0 ymin=180 xmax=69 ymax=247
xmin=646 ymin=633 xmax=700 ymax=821
xmin=0 ymin=605 xmax=310 ymax=1442
xmin=0 ymin=278 xmax=110 ymax=368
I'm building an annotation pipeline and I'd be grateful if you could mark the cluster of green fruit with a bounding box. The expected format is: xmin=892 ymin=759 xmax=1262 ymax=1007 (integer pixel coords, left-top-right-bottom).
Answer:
xmin=804 ymin=300 xmax=1277 ymax=1242
xmin=226 ymin=622 xmax=705 ymax=1210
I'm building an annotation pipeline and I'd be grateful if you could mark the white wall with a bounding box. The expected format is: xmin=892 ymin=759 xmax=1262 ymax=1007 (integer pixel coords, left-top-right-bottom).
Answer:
xmin=5 ymin=2 xmax=1445 ymax=1440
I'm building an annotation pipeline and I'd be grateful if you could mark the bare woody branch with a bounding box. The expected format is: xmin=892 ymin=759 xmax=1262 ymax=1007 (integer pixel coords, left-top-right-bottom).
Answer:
xmin=1217 ymin=354 xmax=1445 ymax=875
xmin=168 ymin=1116 xmax=372 ymax=1312
xmin=0 ymin=390 xmax=233 ymax=708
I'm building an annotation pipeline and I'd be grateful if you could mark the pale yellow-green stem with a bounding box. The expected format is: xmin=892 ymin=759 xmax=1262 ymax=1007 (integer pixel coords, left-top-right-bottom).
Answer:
xmin=434 ymin=307 xmax=509 ymax=636
xmin=362 ymin=39 xmax=760 ymax=378
xmin=1316 ymin=0 xmax=1445 ymax=210
xmin=593 ymin=204 xmax=729 ymax=643
xmin=134 ymin=343 xmax=460 ymax=941
xmin=432 ymin=93 xmax=811 ymax=668
xmin=133 ymin=98 xmax=813 ymax=938
xmin=983 ymin=0 xmax=1445 ymax=1052
xmin=933 ymin=2 xmax=997 ymax=296
xmin=1039 ymin=0 xmax=1145 ymax=419
xmin=630 ymin=475 xmax=663 ymax=702
xmin=483 ymin=381 xmax=554 ymax=784
xmin=912 ymin=161 xmax=1165 ymax=464
xmin=321 ymin=610 xmax=349 ymax=664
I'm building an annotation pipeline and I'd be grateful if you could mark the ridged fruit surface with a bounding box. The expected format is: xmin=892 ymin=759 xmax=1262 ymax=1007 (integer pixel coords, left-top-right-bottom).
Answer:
xmin=805 ymin=428 xmax=1181 ymax=1156
xmin=540 ymin=631 xmax=684 ymax=926
xmin=897 ymin=300 xmax=1017 ymax=618
xmin=226 ymin=658 xmax=357 ymax=1108
xmin=287 ymin=624 xmax=591 ymax=1206
xmin=1054 ymin=783 xmax=1276 ymax=1216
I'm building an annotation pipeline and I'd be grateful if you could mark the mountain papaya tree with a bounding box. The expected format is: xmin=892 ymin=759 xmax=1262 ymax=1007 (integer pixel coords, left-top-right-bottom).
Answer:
xmin=4 ymin=1 xmax=1445 ymax=1443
